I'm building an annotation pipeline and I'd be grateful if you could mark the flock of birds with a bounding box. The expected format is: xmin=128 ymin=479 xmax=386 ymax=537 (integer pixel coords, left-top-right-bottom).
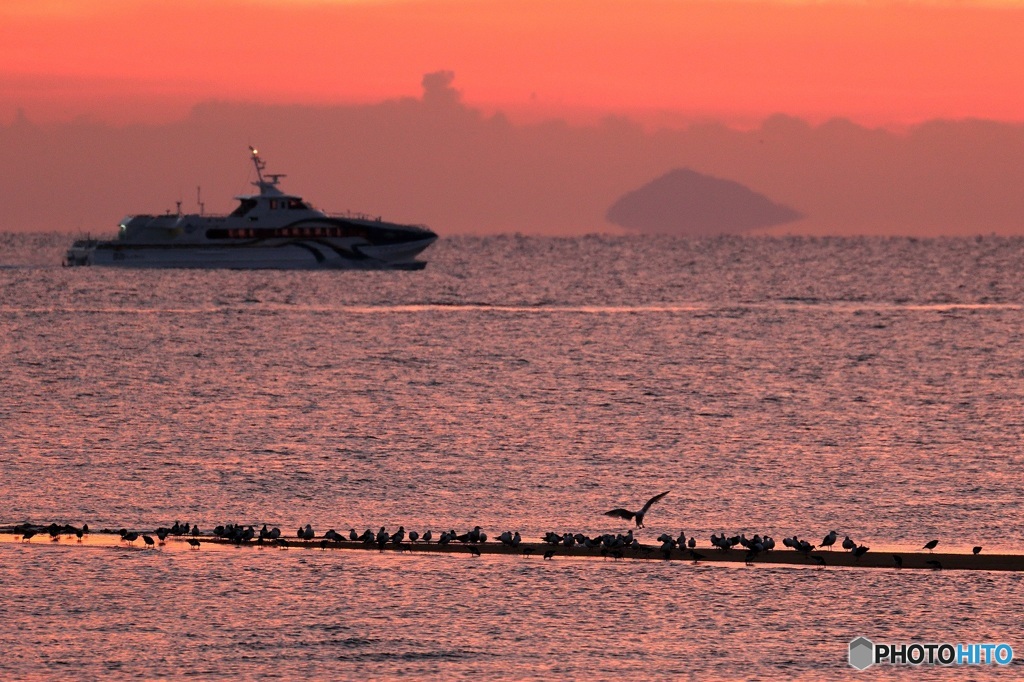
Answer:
xmin=8 ymin=491 xmax=985 ymax=569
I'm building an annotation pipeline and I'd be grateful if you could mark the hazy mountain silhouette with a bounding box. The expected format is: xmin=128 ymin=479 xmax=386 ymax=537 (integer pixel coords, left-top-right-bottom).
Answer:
xmin=607 ymin=168 xmax=803 ymax=235
xmin=1 ymin=71 xmax=1023 ymax=237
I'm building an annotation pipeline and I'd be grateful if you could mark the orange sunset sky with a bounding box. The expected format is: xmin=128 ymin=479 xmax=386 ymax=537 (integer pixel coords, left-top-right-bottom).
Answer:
xmin=2 ymin=0 xmax=1024 ymax=127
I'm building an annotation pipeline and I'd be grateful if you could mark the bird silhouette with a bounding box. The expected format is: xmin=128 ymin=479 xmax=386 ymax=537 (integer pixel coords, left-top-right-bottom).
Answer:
xmin=468 ymin=546 xmax=481 ymax=557
xmin=543 ymin=549 xmax=556 ymax=560
xmin=603 ymin=490 xmax=670 ymax=528
xmin=142 ymin=535 xmax=155 ymax=549
xmin=972 ymin=546 xmax=982 ymax=555
xmin=187 ymin=538 xmax=201 ymax=550
xmin=923 ymin=539 xmax=939 ymax=552
xmin=811 ymin=555 xmax=826 ymax=568
xmin=820 ymin=530 xmax=837 ymax=551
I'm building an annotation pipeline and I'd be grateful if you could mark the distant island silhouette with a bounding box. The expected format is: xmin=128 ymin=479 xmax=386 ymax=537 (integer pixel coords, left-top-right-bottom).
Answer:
xmin=606 ymin=168 xmax=804 ymax=236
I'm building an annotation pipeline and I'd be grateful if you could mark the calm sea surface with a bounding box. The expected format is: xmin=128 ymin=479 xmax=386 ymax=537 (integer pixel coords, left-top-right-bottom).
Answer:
xmin=1 ymin=233 xmax=1023 ymax=679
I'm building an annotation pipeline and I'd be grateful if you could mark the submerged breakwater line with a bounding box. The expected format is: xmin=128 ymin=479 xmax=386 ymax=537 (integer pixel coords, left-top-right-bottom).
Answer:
xmin=3 ymin=525 xmax=1021 ymax=572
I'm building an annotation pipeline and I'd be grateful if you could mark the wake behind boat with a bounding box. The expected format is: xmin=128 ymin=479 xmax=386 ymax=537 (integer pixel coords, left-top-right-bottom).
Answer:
xmin=65 ymin=147 xmax=438 ymax=269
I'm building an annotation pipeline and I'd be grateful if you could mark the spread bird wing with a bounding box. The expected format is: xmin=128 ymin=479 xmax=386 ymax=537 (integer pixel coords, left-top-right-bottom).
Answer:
xmin=640 ymin=490 xmax=671 ymax=513
xmin=604 ymin=508 xmax=635 ymax=521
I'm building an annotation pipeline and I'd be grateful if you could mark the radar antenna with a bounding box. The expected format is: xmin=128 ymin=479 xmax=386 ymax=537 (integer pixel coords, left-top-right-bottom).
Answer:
xmin=248 ymin=146 xmax=285 ymax=190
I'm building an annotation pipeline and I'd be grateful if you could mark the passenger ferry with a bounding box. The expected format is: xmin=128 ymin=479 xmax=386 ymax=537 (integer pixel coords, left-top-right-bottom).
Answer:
xmin=65 ymin=148 xmax=438 ymax=269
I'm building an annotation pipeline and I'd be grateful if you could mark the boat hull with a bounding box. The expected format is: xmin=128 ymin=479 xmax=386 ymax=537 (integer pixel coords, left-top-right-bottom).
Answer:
xmin=65 ymin=236 xmax=436 ymax=270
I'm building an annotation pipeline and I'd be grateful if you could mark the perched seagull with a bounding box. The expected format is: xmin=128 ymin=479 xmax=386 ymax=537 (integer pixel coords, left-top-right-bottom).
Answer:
xmin=422 ymin=530 xmax=433 ymax=544
xmin=820 ymin=530 xmax=838 ymax=551
xmin=187 ymin=538 xmax=201 ymax=550
xmin=973 ymin=546 xmax=982 ymax=555
xmin=923 ymin=539 xmax=939 ymax=552
xmin=603 ymin=491 xmax=670 ymax=528
xmin=852 ymin=545 xmax=869 ymax=559
xmin=391 ymin=527 xmax=406 ymax=545
xmin=842 ymin=536 xmax=856 ymax=552
xmin=142 ymin=535 xmax=155 ymax=549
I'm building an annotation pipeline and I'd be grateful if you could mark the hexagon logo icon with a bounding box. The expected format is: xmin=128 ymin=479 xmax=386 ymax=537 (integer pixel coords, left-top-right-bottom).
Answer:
xmin=849 ymin=637 xmax=874 ymax=670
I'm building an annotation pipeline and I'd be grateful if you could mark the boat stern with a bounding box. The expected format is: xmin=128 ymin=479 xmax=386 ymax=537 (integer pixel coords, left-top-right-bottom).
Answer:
xmin=64 ymin=239 xmax=98 ymax=266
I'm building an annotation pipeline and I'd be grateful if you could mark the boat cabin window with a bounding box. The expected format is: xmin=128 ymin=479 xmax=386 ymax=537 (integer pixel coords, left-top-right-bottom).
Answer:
xmin=266 ymin=198 xmax=308 ymax=210
xmin=207 ymin=220 xmax=383 ymax=241
xmin=229 ymin=198 xmax=258 ymax=217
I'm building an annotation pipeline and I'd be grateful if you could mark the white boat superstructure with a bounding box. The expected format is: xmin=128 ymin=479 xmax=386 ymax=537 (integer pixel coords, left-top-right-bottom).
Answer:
xmin=65 ymin=147 xmax=438 ymax=269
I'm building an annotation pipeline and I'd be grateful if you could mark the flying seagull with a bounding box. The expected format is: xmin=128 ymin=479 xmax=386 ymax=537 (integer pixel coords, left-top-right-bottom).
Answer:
xmin=604 ymin=491 xmax=670 ymax=528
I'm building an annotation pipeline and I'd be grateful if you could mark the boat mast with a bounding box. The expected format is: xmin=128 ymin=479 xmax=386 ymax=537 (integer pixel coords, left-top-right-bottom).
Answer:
xmin=249 ymin=146 xmax=266 ymax=185
xmin=248 ymin=146 xmax=284 ymax=193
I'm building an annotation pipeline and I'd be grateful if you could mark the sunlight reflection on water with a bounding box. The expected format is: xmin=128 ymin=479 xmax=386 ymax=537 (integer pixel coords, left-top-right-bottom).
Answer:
xmin=1 ymin=235 xmax=1023 ymax=678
